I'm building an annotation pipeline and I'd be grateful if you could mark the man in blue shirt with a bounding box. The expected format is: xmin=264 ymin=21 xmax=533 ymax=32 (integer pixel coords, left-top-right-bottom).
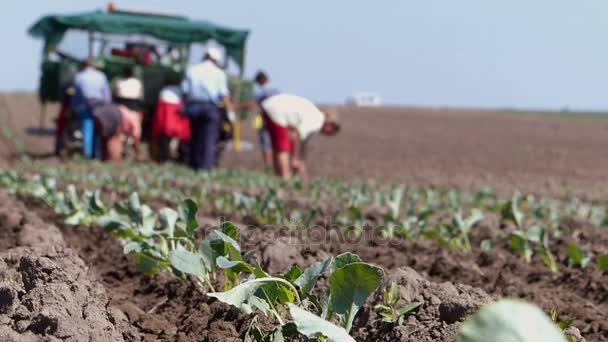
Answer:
xmin=181 ymin=47 xmax=235 ymax=170
xmin=72 ymin=58 xmax=111 ymax=158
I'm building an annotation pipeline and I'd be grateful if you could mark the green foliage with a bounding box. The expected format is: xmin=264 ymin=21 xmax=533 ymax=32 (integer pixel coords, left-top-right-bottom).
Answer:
xmin=501 ymin=193 xmax=524 ymax=228
xmin=329 ymin=262 xmax=384 ymax=332
xmin=374 ymin=282 xmax=422 ymax=325
xmin=566 ymin=244 xmax=590 ymax=268
xmin=288 ymin=304 xmax=355 ymax=342
xmin=0 ymin=163 xmax=603 ymax=339
xmin=550 ymin=307 xmax=575 ymax=331
xmin=596 ymin=253 xmax=608 ymax=273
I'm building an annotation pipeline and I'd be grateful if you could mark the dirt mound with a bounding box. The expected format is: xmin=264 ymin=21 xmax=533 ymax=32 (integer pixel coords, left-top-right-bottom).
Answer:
xmin=352 ymin=267 xmax=493 ymax=341
xmin=0 ymin=191 xmax=64 ymax=251
xmin=0 ymin=246 xmax=129 ymax=342
xmin=325 ymin=234 xmax=607 ymax=341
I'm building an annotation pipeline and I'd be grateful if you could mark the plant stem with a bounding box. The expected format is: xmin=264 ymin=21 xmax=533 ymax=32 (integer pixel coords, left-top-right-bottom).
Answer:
xmin=262 ymin=289 xmax=285 ymax=325
xmin=196 ymin=275 xmax=215 ymax=292
xmin=344 ymin=307 xmax=356 ymax=333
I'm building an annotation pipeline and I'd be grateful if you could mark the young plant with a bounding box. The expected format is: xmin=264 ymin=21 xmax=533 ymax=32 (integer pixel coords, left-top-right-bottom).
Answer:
xmin=508 ymin=230 xmax=533 ymax=263
xmin=528 ymin=226 xmax=558 ymax=273
xmin=501 ymin=193 xmax=524 ymax=229
xmin=596 ymin=253 xmax=608 ymax=274
xmin=566 ymin=244 xmax=590 ymax=268
xmin=374 ymin=282 xmax=422 ymax=325
xmin=550 ymin=307 xmax=575 ymax=331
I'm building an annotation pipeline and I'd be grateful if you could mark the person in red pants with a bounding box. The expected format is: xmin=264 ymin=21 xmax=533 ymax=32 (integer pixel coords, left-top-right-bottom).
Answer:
xmin=152 ymin=77 xmax=190 ymax=161
xmin=261 ymin=94 xmax=340 ymax=181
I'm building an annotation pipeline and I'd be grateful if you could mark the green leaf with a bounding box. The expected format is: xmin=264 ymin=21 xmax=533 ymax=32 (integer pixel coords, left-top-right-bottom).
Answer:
xmin=178 ymin=199 xmax=199 ymax=236
xmin=288 ymin=303 xmax=355 ymax=342
xmin=567 ymin=244 xmax=590 ymax=268
xmin=386 ymin=282 xmax=399 ymax=305
xmin=135 ymin=254 xmax=167 ymax=276
xmin=596 ymin=253 xmax=608 ymax=273
xmin=398 ymin=302 xmax=422 ymax=317
xmin=168 ymin=245 xmax=208 ymax=279
xmin=294 ymin=258 xmax=333 ymax=294
xmin=558 ymin=319 xmax=574 ymax=331
xmin=509 ymin=231 xmax=533 ymax=263
xmin=65 ymin=211 xmax=86 ymax=225
xmin=329 ymin=262 xmax=384 ymax=332
xmin=126 ymin=192 xmax=144 ymax=225
xmin=209 ymin=230 xmax=242 ymax=255
xmin=538 ymin=249 xmax=559 ymax=273
xmin=457 ymin=299 xmax=566 ymax=342
xmin=159 ymin=208 xmax=179 ymax=237
xmin=501 ymin=195 xmax=524 ymax=228
xmin=331 ymin=252 xmax=362 ymax=272
xmin=98 ymin=213 xmax=137 ymax=239
xmin=209 ymin=278 xmax=276 ymax=309
xmin=283 ymin=266 xmax=303 ymax=283
xmin=220 ymin=221 xmax=239 ymax=241
xmin=550 ymin=308 xmax=558 ymax=323
xmin=527 ymin=226 xmax=544 ymax=243
xmin=86 ymin=190 xmax=106 ymax=215
xmin=480 ymin=239 xmax=495 ymax=251
xmin=199 ymin=239 xmax=218 ymax=272
xmin=216 ymin=256 xmax=255 ymax=274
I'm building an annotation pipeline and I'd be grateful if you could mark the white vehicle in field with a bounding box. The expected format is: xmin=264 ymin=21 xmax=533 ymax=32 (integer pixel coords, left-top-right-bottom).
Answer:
xmin=346 ymin=92 xmax=382 ymax=107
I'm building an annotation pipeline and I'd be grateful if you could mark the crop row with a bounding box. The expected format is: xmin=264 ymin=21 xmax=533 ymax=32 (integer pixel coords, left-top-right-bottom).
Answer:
xmin=0 ymin=167 xmax=577 ymax=341
xmin=5 ymin=161 xmax=608 ymax=276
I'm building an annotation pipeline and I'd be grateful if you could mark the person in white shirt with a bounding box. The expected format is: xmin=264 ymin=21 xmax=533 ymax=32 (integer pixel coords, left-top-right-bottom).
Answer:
xmin=261 ymin=94 xmax=340 ymax=180
xmin=181 ymin=47 xmax=235 ymax=170
xmin=113 ymin=66 xmax=144 ymax=113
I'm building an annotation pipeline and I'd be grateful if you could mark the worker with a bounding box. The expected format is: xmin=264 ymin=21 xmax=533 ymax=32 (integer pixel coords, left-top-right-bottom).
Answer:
xmin=238 ymin=70 xmax=280 ymax=168
xmin=152 ymin=74 xmax=190 ymax=162
xmin=180 ymin=47 xmax=235 ymax=171
xmin=112 ymin=65 xmax=143 ymax=114
xmin=92 ymin=103 xmax=142 ymax=163
xmin=72 ymin=58 xmax=111 ymax=158
xmin=261 ymin=94 xmax=340 ymax=181
xmin=54 ymin=85 xmax=76 ymax=156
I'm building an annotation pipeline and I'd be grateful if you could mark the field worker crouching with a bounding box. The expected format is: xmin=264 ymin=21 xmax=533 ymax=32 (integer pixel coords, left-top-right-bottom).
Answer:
xmin=261 ymin=94 xmax=340 ymax=180
xmin=181 ymin=47 xmax=236 ymax=171
xmin=92 ymin=103 xmax=142 ymax=163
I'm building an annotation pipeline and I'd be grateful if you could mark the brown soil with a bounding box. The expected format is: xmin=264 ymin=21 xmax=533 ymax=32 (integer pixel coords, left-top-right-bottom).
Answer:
xmin=5 ymin=194 xmax=518 ymax=342
xmin=3 ymin=92 xmax=608 ymax=199
xmin=241 ymin=222 xmax=606 ymax=340
xmin=0 ymin=191 xmax=130 ymax=341
xmin=221 ymin=106 xmax=608 ymax=200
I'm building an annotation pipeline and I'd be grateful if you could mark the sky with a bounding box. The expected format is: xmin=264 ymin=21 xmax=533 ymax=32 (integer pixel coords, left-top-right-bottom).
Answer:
xmin=3 ymin=0 xmax=608 ymax=110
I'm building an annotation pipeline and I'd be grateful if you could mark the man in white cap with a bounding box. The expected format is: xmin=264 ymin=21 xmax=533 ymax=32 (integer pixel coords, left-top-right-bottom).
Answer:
xmin=181 ymin=47 xmax=236 ymax=170
xmin=261 ymin=94 xmax=340 ymax=180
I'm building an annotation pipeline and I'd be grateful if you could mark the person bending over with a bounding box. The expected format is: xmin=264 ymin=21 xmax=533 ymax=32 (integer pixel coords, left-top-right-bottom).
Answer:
xmin=92 ymin=103 xmax=142 ymax=163
xmin=261 ymin=94 xmax=340 ymax=180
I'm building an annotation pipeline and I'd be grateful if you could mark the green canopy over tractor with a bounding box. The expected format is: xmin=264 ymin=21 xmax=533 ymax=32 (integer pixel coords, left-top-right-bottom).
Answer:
xmin=27 ymin=7 xmax=252 ymax=151
xmin=28 ymin=9 xmax=249 ymax=67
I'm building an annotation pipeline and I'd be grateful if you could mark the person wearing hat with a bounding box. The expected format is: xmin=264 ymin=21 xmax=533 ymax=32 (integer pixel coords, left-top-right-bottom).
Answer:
xmin=181 ymin=47 xmax=236 ymax=170
xmin=261 ymin=94 xmax=340 ymax=180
